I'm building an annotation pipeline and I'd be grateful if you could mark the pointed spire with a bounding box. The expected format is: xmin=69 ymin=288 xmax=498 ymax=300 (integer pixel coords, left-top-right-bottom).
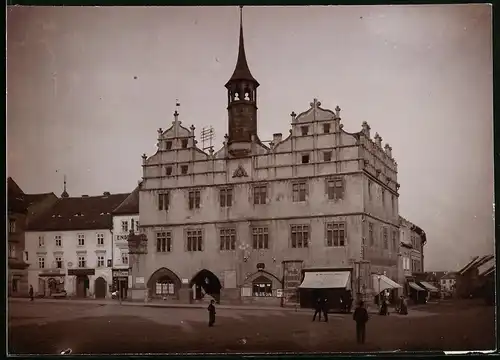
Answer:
xmin=61 ymin=174 xmax=69 ymax=198
xmin=225 ymin=6 xmax=259 ymax=88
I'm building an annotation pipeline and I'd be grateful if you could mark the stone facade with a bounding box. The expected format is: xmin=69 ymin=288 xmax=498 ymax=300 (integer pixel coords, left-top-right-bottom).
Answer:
xmin=398 ymin=216 xmax=426 ymax=296
xmin=132 ymin=8 xmax=400 ymax=306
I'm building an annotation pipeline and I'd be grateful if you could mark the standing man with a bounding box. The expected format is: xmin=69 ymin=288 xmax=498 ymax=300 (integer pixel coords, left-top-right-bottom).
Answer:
xmin=353 ymin=300 xmax=369 ymax=344
xmin=312 ymin=296 xmax=322 ymax=322
xmin=207 ymin=299 xmax=216 ymax=327
xmin=29 ymin=285 xmax=34 ymax=301
xmin=321 ymin=296 xmax=329 ymax=322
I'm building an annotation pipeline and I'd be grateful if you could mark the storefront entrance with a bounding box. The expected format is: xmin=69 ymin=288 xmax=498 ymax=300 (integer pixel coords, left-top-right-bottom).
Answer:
xmin=95 ymin=277 xmax=107 ymax=299
xmin=76 ymin=276 xmax=89 ymax=298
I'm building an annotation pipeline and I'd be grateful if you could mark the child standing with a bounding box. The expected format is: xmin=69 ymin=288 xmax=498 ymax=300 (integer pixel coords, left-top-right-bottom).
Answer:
xmin=207 ymin=299 xmax=216 ymax=327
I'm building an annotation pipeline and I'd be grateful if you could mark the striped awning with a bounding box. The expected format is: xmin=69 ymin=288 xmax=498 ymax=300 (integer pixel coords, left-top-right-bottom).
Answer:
xmin=408 ymin=282 xmax=425 ymax=291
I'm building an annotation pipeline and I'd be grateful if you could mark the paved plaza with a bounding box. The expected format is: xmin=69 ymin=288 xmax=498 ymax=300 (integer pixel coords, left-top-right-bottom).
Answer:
xmin=8 ymin=299 xmax=495 ymax=354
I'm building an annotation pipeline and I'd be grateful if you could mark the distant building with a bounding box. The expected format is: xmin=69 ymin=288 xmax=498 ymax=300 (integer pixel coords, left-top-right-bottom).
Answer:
xmin=130 ymin=7 xmax=401 ymax=308
xmin=398 ymin=216 xmax=427 ymax=303
xmin=111 ymin=185 xmax=140 ymax=299
xmin=25 ymin=192 xmax=129 ymax=298
xmin=439 ymin=272 xmax=457 ymax=294
xmin=7 ymin=177 xmax=58 ymax=296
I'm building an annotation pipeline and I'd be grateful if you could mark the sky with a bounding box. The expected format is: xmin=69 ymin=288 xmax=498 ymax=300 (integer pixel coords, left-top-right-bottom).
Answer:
xmin=7 ymin=5 xmax=493 ymax=271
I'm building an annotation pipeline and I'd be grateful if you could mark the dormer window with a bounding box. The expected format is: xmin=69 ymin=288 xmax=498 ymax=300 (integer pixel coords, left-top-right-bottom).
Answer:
xmin=301 ymin=154 xmax=310 ymax=164
xmin=166 ymin=141 xmax=172 ymax=150
xmin=323 ymin=123 xmax=331 ymax=133
xmin=181 ymin=139 xmax=188 ymax=148
xmin=301 ymin=126 xmax=309 ymax=136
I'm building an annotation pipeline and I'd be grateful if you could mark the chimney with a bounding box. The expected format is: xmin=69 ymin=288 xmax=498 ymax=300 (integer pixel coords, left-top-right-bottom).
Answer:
xmin=103 ymin=191 xmax=111 ymax=196
xmin=273 ymin=133 xmax=283 ymax=144
xmin=384 ymin=144 xmax=392 ymax=158
xmin=374 ymin=133 xmax=382 ymax=147
xmin=361 ymin=121 xmax=371 ymax=138
xmin=82 ymin=195 xmax=89 ymax=198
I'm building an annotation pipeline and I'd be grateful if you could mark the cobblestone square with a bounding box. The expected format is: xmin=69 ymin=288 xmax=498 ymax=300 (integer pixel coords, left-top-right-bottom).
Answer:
xmin=8 ymin=299 xmax=496 ymax=354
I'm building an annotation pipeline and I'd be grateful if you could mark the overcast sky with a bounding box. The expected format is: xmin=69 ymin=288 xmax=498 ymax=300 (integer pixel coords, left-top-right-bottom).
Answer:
xmin=7 ymin=5 xmax=493 ymax=271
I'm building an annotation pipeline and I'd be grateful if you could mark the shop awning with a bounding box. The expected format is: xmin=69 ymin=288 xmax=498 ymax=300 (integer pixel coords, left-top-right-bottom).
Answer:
xmin=409 ymin=282 xmax=425 ymax=291
xmin=372 ymin=274 xmax=403 ymax=293
xmin=419 ymin=281 xmax=439 ymax=292
xmin=298 ymin=271 xmax=351 ymax=289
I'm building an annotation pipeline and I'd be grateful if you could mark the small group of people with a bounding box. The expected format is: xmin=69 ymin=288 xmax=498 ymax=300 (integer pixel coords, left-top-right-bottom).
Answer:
xmin=312 ymin=296 xmax=329 ymax=322
xmin=379 ymin=294 xmax=408 ymax=316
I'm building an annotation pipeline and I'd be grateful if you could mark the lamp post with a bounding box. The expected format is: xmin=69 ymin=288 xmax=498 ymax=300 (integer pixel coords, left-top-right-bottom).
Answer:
xmin=377 ymin=274 xmax=382 ymax=309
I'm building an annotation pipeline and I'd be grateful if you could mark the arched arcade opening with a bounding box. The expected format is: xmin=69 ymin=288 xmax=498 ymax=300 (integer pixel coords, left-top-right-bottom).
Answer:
xmin=147 ymin=267 xmax=182 ymax=299
xmin=190 ymin=269 xmax=222 ymax=303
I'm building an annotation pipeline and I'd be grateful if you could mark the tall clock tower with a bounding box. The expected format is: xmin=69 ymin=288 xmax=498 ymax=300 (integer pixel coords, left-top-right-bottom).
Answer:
xmin=225 ymin=6 xmax=260 ymax=157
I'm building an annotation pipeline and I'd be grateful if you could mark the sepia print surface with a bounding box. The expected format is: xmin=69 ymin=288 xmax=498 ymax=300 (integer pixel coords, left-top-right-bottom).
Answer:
xmin=7 ymin=4 xmax=495 ymax=354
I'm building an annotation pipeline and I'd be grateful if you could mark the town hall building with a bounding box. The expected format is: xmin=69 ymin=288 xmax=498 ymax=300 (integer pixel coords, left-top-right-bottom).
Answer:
xmin=129 ymin=7 xmax=402 ymax=308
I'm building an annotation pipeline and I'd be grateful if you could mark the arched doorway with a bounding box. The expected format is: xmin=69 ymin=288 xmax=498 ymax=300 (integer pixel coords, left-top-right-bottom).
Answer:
xmin=95 ymin=277 xmax=107 ymax=299
xmin=147 ymin=268 xmax=182 ymax=299
xmin=190 ymin=269 xmax=222 ymax=302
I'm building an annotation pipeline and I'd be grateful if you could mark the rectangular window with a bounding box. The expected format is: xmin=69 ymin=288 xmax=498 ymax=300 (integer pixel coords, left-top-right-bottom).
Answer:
xmin=181 ymin=165 xmax=189 ymax=175
xmin=301 ymin=154 xmax=310 ymax=164
xmin=156 ymin=231 xmax=172 ymax=253
xmin=326 ymin=222 xmax=346 ymax=247
xmin=252 ymin=227 xmax=269 ymax=249
xmin=368 ymin=222 xmax=374 ymax=246
xmin=301 ymin=126 xmax=309 ymax=136
xmin=392 ymin=195 xmax=395 ymax=214
xmin=78 ymin=256 xmax=86 ymax=268
xmin=392 ymin=231 xmax=397 ymax=252
xmin=166 ymin=166 xmax=173 ymax=176
xmin=219 ymin=187 xmax=233 ymax=208
xmin=188 ymin=190 xmax=201 ymax=209
xmin=166 ymin=141 xmax=172 ymax=150
xmin=25 ymin=251 xmax=28 ymax=262
xmin=219 ymin=228 xmax=236 ymax=251
xmin=38 ymin=257 xmax=45 ymax=269
xmin=97 ymin=255 xmax=105 ymax=267
xmin=383 ymin=228 xmax=388 ymax=249
xmin=77 ymin=234 xmax=85 ymax=246
xmin=292 ymin=182 xmax=307 ymax=202
xmin=323 ymin=123 xmax=331 ymax=133
xmin=327 ymin=178 xmax=344 ymax=200
xmin=38 ymin=235 xmax=45 ymax=247
xmin=382 ymin=189 xmax=385 ymax=205
xmin=55 ymin=257 xmax=63 ymax=269
xmin=55 ymin=235 xmax=62 ymax=247
xmin=8 ymin=243 xmax=15 ymax=258
xmin=253 ymin=185 xmax=267 ymax=205
xmin=121 ymin=252 xmax=128 ymax=265
xmin=181 ymin=139 xmax=188 ymax=148
xmin=159 ymin=192 xmax=170 ymax=211
xmin=368 ymin=181 xmax=372 ymax=200
xmin=186 ymin=229 xmax=203 ymax=252
xmin=323 ymin=151 xmax=332 ymax=162
xmin=122 ymin=220 xmax=129 ymax=233
xmin=291 ymin=225 xmax=309 ymax=248
xmin=131 ymin=219 xmax=135 ymax=232
xmin=97 ymin=233 xmax=104 ymax=246
xmin=8 ymin=219 xmax=16 ymax=233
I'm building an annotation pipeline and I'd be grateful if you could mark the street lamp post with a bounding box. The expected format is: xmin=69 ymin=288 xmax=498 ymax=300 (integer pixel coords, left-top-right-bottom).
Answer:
xmin=377 ymin=274 xmax=381 ymax=309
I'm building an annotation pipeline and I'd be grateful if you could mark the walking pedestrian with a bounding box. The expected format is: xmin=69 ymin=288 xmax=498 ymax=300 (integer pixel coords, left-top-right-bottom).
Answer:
xmin=312 ymin=296 xmax=322 ymax=322
xmin=207 ymin=299 xmax=216 ymax=327
xmin=29 ymin=285 xmax=34 ymax=301
xmin=353 ymin=300 xmax=369 ymax=344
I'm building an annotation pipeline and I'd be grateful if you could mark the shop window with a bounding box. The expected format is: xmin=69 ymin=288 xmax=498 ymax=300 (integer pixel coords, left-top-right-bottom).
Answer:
xmin=252 ymin=276 xmax=273 ymax=297
xmin=156 ymin=276 xmax=175 ymax=296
